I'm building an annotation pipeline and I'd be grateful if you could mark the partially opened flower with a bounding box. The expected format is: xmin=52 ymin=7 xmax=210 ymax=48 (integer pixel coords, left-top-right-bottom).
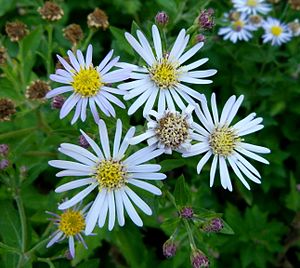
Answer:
xmin=182 ymin=94 xmax=270 ymax=191
xmin=46 ymin=202 xmax=91 ymax=259
xmin=130 ymin=105 xmax=195 ymax=154
xmin=232 ymin=0 xmax=271 ymax=15
xmin=46 ymin=44 xmax=130 ymax=124
xmin=49 ymin=119 xmax=165 ymax=233
xmin=262 ymin=17 xmax=292 ymax=46
xmin=118 ymin=25 xmax=217 ymax=116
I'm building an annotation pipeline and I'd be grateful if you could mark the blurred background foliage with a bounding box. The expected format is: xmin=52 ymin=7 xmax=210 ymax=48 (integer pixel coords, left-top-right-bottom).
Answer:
xmin=0 ymin=0 xmax=299 ymax=267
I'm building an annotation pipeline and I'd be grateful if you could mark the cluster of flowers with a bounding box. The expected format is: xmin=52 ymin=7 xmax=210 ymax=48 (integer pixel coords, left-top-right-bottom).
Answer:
xmin=45 ymin=23 xmax=270 ymax=260
xmin=218 ymin=0 xmax=300 ymax=45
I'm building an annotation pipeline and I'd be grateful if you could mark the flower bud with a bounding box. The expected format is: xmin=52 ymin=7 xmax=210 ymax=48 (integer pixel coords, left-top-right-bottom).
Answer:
xmin=163 ymin=239 xmax=177 ymax=258
xmin=155 ymin=11 xmax=169 ymax=26
xmin=0 ymin=159 xmax=9 ymax=170
xmin=196 ymin=34 xmax=206 ymax=43
xmin=0 ymin=144 xmax=9 ymax=156
xmin=78 ymin=135 xmax=90 ymax=149
xmin=201 ymin=218 xmax=224 ymax=233
xmin=198 ymin=9 xmax=214 ymax=30
xmin=51 ymin=95 xmax=65 ymax=109
xmin=180 ymin=207 xmax=194 ymax=219
xmin=191 ymin=249 xmax=209 ymax=268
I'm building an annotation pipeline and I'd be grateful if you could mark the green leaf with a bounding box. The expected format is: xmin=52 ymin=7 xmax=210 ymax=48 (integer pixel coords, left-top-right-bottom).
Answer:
xmin=0 ymin=0 xmax=16 ymax=16
xmin=173 ymin=175 xmax=190 ymax=206
xmin=110 ymin=26 xmax=135 ymax=56
xmin=285 ymin=173 xmax=300 ymax=211
xmin=160 ymin=159 xmax=185 ymax=173
xmin=220 ymin=220 xmax=234 ymax=235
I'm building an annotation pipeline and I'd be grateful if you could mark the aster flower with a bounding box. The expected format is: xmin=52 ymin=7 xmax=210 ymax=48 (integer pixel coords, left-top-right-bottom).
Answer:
xmin=46 ymin=45 xmax=130 ymax=124
xmin=49 ymin=119 xmax=165 ymax=233
xmin=130 ymin=105 xmax=195 ymax=154
xmin=118 ymin=25 xmax=217 ymax=116
xmin=182 ymin=94 xmax=271 ymax=191
xmin=46 ymin=202 xmax=91 ymax=259
xmin=218 ymin=13 xmax=256 ymax=43
xmin=232 ymin=0 xmax=271 ymax=15
xmin=262 ymin=17 xmax=292 ymax=46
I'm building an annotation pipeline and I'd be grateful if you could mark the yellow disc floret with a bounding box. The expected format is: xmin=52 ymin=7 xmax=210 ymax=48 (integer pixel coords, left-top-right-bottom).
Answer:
xmin=95 ymin=159 xmax=127 ymax=190
xmin=72 ymin=67 xmax=102 ymax=97
xmin=232 ymin=20 xmax=244 ymax=31
xmin=209 ymin=126 xmax=240 ymax=157
xmin=247 ymin=0 xmax=258 ymax=7
xmin=270 ymin=25 xmax=283 ymax=36
xmin=149 ymin=57 xmax=178 ymax=89
xmin=59 ymin=210 xmax=85 ymax=236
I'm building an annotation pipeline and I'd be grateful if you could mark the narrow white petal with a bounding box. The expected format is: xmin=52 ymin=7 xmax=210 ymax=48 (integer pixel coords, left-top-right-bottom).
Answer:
xmin=85 ymin=44 xmax=93 ymax=67
xmin=129 ymin=131 xmax=155 ymax=145
xmin=227 ymin=156 xmax=251 ymax=190
xmin=108 ymin=191 xmax=116 ymax=231
xmin=79 ymin=130 xmax=104 ymax=159
xmin=125 ymin=148 xmax=164 ymax=166
xmin=46 ymin=231 xmax=63 ymax=248
xmin=235 ymin=160 xmax=261 ymax=184
xmin=240 ymin=143 xmax=271 ymax=154
xmin=122 ymin=190 xmax=143 ymax=226
xmin=232 ymin=113 xmax=256 ymax=129
xmin=49 ymin=160 xmax=92 ymax=172
xmin=235 ymin=147 xmax=269 ymax=164
xmin=143 ymin=87 xmax=159 ymax=116
xmin=128 ymin=179 xmax=162 ymax=195
xmin=226 ymin=95 xmax=244 ymax=125
xmin=61 ymin=141 xmax=99 ymax=162
xmin=60 ymin=94 xmax=80 ymax=119
xmin=234 ymin=152 xmax=261 ymax=178
xmin=125 ymin=187 xmax=152 ymax=215
xmin=169 ymin=29 xmax=186 ymax=60
xmin=178 ymin=42 xmax=204 ymax=64
xmin=181 ymin=58 xmax=209 ymax=71
xmin=211 ymin=93 xmax=219 ymax=125
xmin=130 ymin=172 xmax=166 ymax=180
xmin=115 ymin=190 xmax=125 ymax=226
xmin=71 ymin=99 xmax=82 ymax=124
xmin=98 ymin=120 xmax=111 ymax=159
xmin=56 ymin=170 xmax=92 ymax=177
xmin=210 ymin=155 xmax=218 ymax=187
xmin=196 ymin=151 xmax=212 ymax=174
xmin=58 ymin=148 xmax=95 ymax=166
xmin=128 ymin=89 xmax=152 ymax=115
xmin=89 ymin=98 xmax=100 ymax=123
xmin=157 ymin=90 xmax=166 ymax=114
xmin=152 ymin=25 xmax=162 ymax=59
xmin=46 ymin=86 xmax=73 ymax=98
xmin=127 ymin=164 xmax=161 ymax=173
xmin=98 ymin=50 xmax=113 ymax=72
xmin=113 ymin=119 xmax=122 ymax=158
xmin=136 ymin=30 xmax=156 ymax=63
xmin=219 ymin=95 xmax=236 ymax=126
xmin=98 ymin=198 xmax=109 ymax=228
xmin=55 ymin=178 xmax=95 ymax=193
xmin=80 ymin=98 xmax=88 ymax=122
xmin=117 ymin=127 xmax=136 ymax=159
xmin=68 ymin=236 xmax=75 ymax=258
xmin=67 ymin=50 xmax=80 ymax=72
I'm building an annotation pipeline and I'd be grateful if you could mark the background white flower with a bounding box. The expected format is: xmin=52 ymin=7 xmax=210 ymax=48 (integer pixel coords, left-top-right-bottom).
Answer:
xmin=183 ymin=94 xmax=271 ymax=191
xmin=118 ymin=25 xmax=217 ymax=116
xmin=49 ymin=119 xmax=165 ymax=233
xmin=262 ymin=17 xmax=292 ymax=46
xmin=130 ymin=105 xmax=195 ymax=154
xmin=46 ymin=44 xmax=130 ymax=124
xmin=232 ymin=0 xmax=271 ymax=15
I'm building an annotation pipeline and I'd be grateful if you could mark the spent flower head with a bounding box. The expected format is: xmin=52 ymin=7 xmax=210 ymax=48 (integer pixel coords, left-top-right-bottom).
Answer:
xmin=0 ymin=98 xmax=16 ymax=121
xmin=26 ymin=80 xmax=51 ymax=100
xmin=63 ymin=24 xmax=84 ymax=45
xmin=87 ymin=8 xmax=109 ymax=30
xmin=289 ymin=0 xmax=300 ymax=10
xmin=5 ymin=21 xmax=29 ymax=42
xmin=38 ymin=1 xmax=64 ymax=21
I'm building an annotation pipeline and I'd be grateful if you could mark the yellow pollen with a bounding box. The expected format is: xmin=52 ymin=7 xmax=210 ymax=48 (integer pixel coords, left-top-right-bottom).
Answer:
xmin=72 ymin=67 xmax=102 ymax=97
xmin=247 ymin=0 xmax=257 ymax=7
xmin=270 ymin=25 xmax=283 ymax=36
xmin=155 ymin=112 xmax=189 ymax=149
xmin=95 ymin=159 xmax=126 ymax=190
xmin=232 ymin=20 xmax=244 ymax=31
xmin=149 ymin=57 xmax=178 ymax=89
xmin=209 ymin=126 xmax=240 ymax=157
xmin=58 ymin=210 xmax=85 ymax=236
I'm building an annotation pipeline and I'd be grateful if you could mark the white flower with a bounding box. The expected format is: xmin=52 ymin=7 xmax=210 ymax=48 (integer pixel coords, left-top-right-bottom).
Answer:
xmin=218 ymin=13 xmax=256 ymax=43
xmin=182 ymin=94 xmax=271 ymax=191
xmin=49 ymin=119 xmax=166 ymax=233
xmin=232 ymin=0 xmax=271 ymax=15
xmin=46 ymin=202 xmax=91 ymax=259
xmin=262 ymin=17 xmax=292 ymax=46
xmin=130 ymin=105 xmax=195 ymax=154
xmin=118 ymin=25 xmax=217 ymax=116
xmin=46 ymin=44 xmax=130 ymax=124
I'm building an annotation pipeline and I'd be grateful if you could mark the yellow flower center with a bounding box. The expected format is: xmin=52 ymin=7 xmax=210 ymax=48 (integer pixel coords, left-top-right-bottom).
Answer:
xmin=95 ymin=159 xmax=127 ymax=190
xmin=149 ymin=57 xmax=178 ymax=89
xmin=247 ymin=0 xmax=257 ymax=7
xmin=232 ymin=20 xmax=244 ymax=31
xmin=72 ymin=67 xmax=103 ymax=97
xmin=59 ymin=210 xmax=85 ymax=236
xmin=209 ymin=126 xmax=240 ymax=157
xmin=270 ymin=25 xmax=283 ymax=36
xmin=155 ymin=112 xmax=189 ymax=149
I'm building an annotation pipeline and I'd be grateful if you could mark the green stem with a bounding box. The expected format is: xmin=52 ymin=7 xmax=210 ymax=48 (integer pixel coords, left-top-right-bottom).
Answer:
xmin=27 ymin=237 xmax=49 ymax=256
xmin=37 ymin=257 xmax=55 ymax=268
xmin=183 ymin=219 xmax=196 ymax=249
xmin=81 ymin=29 xmax=95 ymax=51
xmin=36 ymin=109 xmax=52 ymax=134
xmin=46 ymin=24 xmax=53 ymax=76
xmin=15 ymin=194 xmax=27 ymax=253
xmin=18 ymin=41 xmax=26 ymax=90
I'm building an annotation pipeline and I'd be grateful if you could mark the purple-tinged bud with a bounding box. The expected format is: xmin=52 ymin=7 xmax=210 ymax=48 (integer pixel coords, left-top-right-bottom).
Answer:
xmin=198 ymin=9 xmax=214 ymax=30
xmin=0 ymin=144 xmax=9 ymax=156
xmin=64 ymin=249 xmax=73 ymax=260
xmin=191 ymin=249 xmax=209 ymax=268
xmin=196 ymin=34 xmax=206 ymax=43
xmin=163 ymin=239 xmax=177 ymax=258
xmin=202 ymin=218 xmax=224 ymax=233
xmin=180 ymin=207 xmax=194 ymax=219
xmin=79 ymin=135 xmax=89 ymax=149
xmin=51 ymin=95 xmax=65 ymax=109
xmin=0 ymin=159 xmax=9 ymax=170
xmin=155 ymin=11 xmax=169 ymax=26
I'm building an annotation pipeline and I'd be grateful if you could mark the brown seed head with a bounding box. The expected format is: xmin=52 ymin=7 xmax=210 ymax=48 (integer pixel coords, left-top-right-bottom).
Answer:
xmin=289 ymin=0 xmax=300 ymax=10
xmin=63 ymin=24 xmax=84 ymax=45
xmin=87 ymin=8 xmax=109 ymax=30
xmin=38 ymin=1 xmax=64 ymax=21
xmin=26 ymin=80 xmax=51 ymax=100
xmin=0 ymin=98 xmax=16 ymax=121
xmin=5 ymin=21 xmax=29 ymax=42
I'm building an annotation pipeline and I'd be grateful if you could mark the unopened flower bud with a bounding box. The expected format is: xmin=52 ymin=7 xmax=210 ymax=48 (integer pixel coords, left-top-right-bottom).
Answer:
xmin=5 ymin=21 xmax=29 ymax=42
xmin=0 ymin=159 xmax=9 ymax=170
xmin=78 ymin=135 xmax=89 ymax=149
xmin=163 ymin=239 xmax=177 ymax=258
xmin=191 ymin=249 xmax=209 ymax=268
xmin=180 ymin=207 xmax=194 ymax=219
xmin=155 ymin=11 xmax=169 ymax=26
xmin=202 ymin=218 xmax=224 ymax=233
xmin=38 ymin=1 xmax=64 ymax=21
xmin=64 ymin=249 xmax=73 ymax=260
xmin=198 ymin=9 xmax=214 ymax=30
xmin=51 ymin=95 xmax=65 ymax=109
xmin=87 ymin=8 xmax=109 ymax=30
xmin=196 ymin=34 xmax=206 ymax=43
xmin=63 ymin=24 xmax=84 ymax=45
xmin=0 ymin=98 xmax=16 ymax=121
xmin=0 ymin=144 xmax=9 ymax=156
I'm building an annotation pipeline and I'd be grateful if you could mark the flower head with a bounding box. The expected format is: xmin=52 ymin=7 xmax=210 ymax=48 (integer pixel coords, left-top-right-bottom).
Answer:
xmin=218 ymin=13 xmax=256 ymax=43
xmin=49 ymin=119 xmax=166 ymax=233
xmin=5 ymin=21 xmax=29 ymax=42
xmin=46 ymin=44 xmax=130 ymax=124
xmin=26 ymin=80 xmax=50 ymax=100
xmin=262 ymin=17 xmax=292 ymax=46
xmin=163 ymin=239 xmax=177 ymax=258
xmin=46 ymin=202 xmax=90 ymax=259
xmin=0 ymin=144 xmax=9 ymax=157
xmin=191 ymin=249 xmax=209 ymax=268
xmin=155 ymin=11 xmax=169 ymax=26
xmin=0 ymin=159 xmax=9 ymax=170
xmin=130 ymin=105 xmax=195 ymax=154
xmin=232 ymin=0 xmax=271 ymax=15
xmin=0 ymin=98 xmax=16 ymax=121
xmin=180 ymin=206 xmax=194 ymax=219
xmin=183 ymin=94 xmax=271 ymax=191
xmin=38 ymin=1 xmax=64 ymax=21
xmin=198 ymin=9 xmax=215 ymax=30
xmin=63 ymin=24 xmax=84 ymax=45
xmin=118 ymin=25 xmax=217 ymax=116
xmin=87 ymin=8 xmax=109 ymax=30
xmin=201 ymin=218 xmax=224 ymax=232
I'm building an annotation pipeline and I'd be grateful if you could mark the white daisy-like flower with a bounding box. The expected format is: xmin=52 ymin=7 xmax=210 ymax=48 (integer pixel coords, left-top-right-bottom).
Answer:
xmin=130 ymin=105 xmax=195 ymax=154
xmin=232 ymin=0 xmax=271 ymax=15
xmin=262 ymin=17 xmax=292 ymax=46
xmin=46 ymin=44 xmax=130 ymax=124
xmin=182 ymin=94 xmax=271 ymax=191
xmin=46 ymin=202 xmax=91 ymax=258
xmin=218 ymin=13 xmax=256 ymax=43
xmin=49 ymin=119 xmax=166 ymax=233
xmin=118 ymin=25 xmax=217 ymax=116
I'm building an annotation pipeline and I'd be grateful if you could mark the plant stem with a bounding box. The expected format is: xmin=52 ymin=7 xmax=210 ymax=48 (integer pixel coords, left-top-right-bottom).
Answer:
xmin=46 ymin=24 xmax=53 ymax=77
xmin=81 ymin=29 xmax=95 ymax=51
xmin=183 ymin=219 xmax=196 ymax=249
xmin=27 ymin=238 xmax=49 ymax=256
xmin=18 ymin=41 xmax=26 ymax=90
